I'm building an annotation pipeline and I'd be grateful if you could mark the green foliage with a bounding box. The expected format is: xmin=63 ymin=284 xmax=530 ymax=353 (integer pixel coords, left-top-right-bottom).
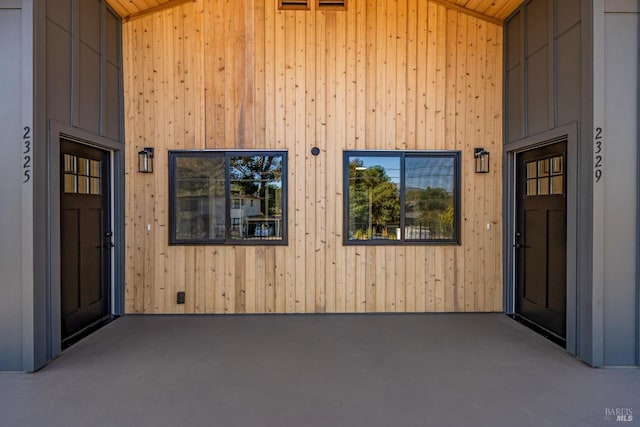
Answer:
xmin=348 ymin=159 xmax=400 ymax=239
xmin=407 ymin=186 xmax=454 ymax=238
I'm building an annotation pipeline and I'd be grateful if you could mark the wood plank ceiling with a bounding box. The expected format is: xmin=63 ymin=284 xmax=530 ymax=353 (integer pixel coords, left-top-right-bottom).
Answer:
xmin=106 ymin=0 xmax=524 ymax=23
xmin=106 ymin=0 xmax=192 ymax=21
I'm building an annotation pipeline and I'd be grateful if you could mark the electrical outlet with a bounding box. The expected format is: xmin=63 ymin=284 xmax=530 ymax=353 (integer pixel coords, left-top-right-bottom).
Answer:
xmin=177 ymin=291 xmax=185 ymax=304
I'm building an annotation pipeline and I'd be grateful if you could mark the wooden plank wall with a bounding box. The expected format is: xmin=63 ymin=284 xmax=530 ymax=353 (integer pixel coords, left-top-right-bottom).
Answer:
xmin=123 ymin=0 xmax=503 ymax=314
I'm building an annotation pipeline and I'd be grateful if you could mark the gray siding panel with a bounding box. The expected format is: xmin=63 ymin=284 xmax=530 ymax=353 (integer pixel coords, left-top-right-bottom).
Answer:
xmin=505 ymin=0 xmax=583 ymax=141
xmin=46 ymin=0 xmax=71 ymax=31
xmin=105 ymin=10 xmax=119 ymax=66
xmin=556 ymin=24 xmax=581 ymax=127
xmin=525 ymin=47 xmax=550 ymax=135
xmin=602 ymin=11 xmax=638 ymax=366
xmin=506 ymin=12 xmax=521 ymax=71
xmin=46 ymin=0 xmax=122 ymax=139
xmin=526 ymin=0 xmax=548 ymax=55
xmin=506 ymin=67 xmax=522 ymax=141
xmin=556 ymin=0 xmax=581 ymax=36
xmin=78 ymin=43 xmax=101 ymax=134
xmin=79 ymin=0 xmax=101 ymax=53
xmin=105 ymin=62 xmax=120 ymax=140
xmin=46 ymin=20 xmax=72 ymax=125
xmin=0 ymin=7 xmax=24 ymax=371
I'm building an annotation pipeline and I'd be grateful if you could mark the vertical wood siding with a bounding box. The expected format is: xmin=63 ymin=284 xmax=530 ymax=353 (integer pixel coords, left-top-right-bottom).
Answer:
xmin=123 ymin=0 xmax=503 ymax=314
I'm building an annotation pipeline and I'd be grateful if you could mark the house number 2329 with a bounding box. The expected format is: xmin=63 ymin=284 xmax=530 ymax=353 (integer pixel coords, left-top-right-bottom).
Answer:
xmin=594 ymin=127 xmax=603 ymax=183
xmin=23 ymin=126 xmax=32 ymax=183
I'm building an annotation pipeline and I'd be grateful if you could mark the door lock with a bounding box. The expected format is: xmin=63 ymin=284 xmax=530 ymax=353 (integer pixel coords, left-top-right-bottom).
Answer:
xmin=104 ymin=231 xmax=115 ymax=249
xmin=513 ymin=232 xmax=523 ymax=249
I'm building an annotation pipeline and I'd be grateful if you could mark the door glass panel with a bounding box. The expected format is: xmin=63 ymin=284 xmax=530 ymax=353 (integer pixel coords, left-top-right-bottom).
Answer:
xmin=538 ymin=159 xmax=549 ymax=177
xmin=64 ymin=155 xmax=77 ymax=173
xmin=63 ymin=155 xmax=103 ymax=196
xmin=90 ymin=160 xmax=101 ymax=178
xmin=89 ymin=160 xmax=102 ymax=195
xmin=551 ymin=156 xmax=563 ymax=174
xmin=526 ymin=156 xmax=564 ymax=198
xmin=538 ymin=177 xmax=549 ymax=195
xmin=551 ymin=176 xmax=563 ymax=195
xmin=78 ymin=176 xmax=90 ymax=194
xmin=90 ymin=178 xmax=101 ymax=195
xmin=78 ymin=158 xmax=90 ymax=176
xmin=526 ymin=179 xmax=537 ymax=196
xmin=64 ymin=174 xmax=77 ymax=193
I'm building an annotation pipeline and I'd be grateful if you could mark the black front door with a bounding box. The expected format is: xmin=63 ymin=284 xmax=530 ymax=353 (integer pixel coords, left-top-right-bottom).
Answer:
xmin=515 ymin=141 xmax=567 ymax=340
xmin=60 ymin=140 xmax=112 ymax=343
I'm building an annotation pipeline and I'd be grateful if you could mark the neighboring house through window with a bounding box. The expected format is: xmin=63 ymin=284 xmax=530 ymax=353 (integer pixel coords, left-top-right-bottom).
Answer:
xmin=169 ymin=151 xmax=287 ymax=244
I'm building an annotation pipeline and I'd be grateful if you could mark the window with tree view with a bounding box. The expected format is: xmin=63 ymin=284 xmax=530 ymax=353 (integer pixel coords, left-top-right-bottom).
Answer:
xmin=344 ymin=151 xmax=460 ymax=244
xmin=169 ymin=151 xmax=287 ymax=245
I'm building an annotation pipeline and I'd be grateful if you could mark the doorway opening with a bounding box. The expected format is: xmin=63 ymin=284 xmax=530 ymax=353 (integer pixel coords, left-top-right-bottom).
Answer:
xmin=504 ymin=124 xmax=579 ymax=353
xmin=60 ymin=139 xmax=115 ymax=348
xmin=513 ymin=141 xmax=567 ymax=345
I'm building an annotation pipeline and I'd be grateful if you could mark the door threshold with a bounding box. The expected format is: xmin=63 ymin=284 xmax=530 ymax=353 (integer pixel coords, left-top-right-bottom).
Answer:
xmin=509 ymin=314 xmax=566 ymax=348
xmin=62 ymin=315 xmax=118 ymax=350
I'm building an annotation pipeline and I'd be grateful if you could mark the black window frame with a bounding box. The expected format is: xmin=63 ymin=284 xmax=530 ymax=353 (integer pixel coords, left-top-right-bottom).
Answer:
xmin=343 ymin=150 xmax=461 ymax=246
xmin=169 ymin=150 xmax=288 ymax=246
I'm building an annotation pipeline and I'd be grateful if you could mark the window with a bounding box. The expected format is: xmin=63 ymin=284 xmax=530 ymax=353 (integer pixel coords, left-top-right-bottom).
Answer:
xmin=64 ymin=154 xmax=102 ymax=195
xmin=525 ymin=155 xmax=564 ymax=197
xmin=169 ymin=151 xmax=287 ymax=245
xmin=344 ymin=151 xmax=461 ymax=245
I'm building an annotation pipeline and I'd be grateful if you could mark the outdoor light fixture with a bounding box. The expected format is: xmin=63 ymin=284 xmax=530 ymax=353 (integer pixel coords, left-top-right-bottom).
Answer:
xmin=138 ymin=147 xmax=154 ymax=173
xmin=474 ymin=147 xmax=490 ymax=173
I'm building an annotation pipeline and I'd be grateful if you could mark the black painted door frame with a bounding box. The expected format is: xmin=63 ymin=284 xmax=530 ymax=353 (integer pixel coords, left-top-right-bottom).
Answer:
xmin=515 ymin=141 xmax=567 ymax=340
xmin=60 ymin=139 xmax=113 ymax=344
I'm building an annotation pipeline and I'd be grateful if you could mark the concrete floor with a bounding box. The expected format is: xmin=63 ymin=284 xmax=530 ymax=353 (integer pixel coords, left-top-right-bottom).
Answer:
xmin=0 ymin=314 xmax=639 ymax=427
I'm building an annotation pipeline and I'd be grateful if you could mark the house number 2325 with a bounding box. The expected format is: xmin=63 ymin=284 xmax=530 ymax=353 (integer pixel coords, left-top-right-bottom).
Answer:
xmin=23 ymin=126 xmax=32 ymax=183
xmin=594 ymin=127 xmax=603 ymax=183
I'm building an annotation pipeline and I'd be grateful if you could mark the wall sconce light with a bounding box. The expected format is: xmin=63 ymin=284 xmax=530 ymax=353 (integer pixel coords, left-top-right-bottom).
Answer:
xmin=138 ymin=147 xmax=154 ymax=173
xmin=474 ymin=147 xmax=490 ymax=173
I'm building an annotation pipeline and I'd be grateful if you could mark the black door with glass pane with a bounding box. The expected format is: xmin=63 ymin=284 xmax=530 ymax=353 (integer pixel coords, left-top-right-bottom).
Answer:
xmin=60 ymin=140 xmax=111 ymax=343
xmin=515 ymin=141 xmax=567 ymax=340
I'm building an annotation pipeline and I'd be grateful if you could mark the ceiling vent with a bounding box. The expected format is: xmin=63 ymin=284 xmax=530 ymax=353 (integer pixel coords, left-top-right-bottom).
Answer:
xmin=279 ymin=0 xmax=309 ymax=10
xmin=317 ymin=0 xmax=347 ymax=10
